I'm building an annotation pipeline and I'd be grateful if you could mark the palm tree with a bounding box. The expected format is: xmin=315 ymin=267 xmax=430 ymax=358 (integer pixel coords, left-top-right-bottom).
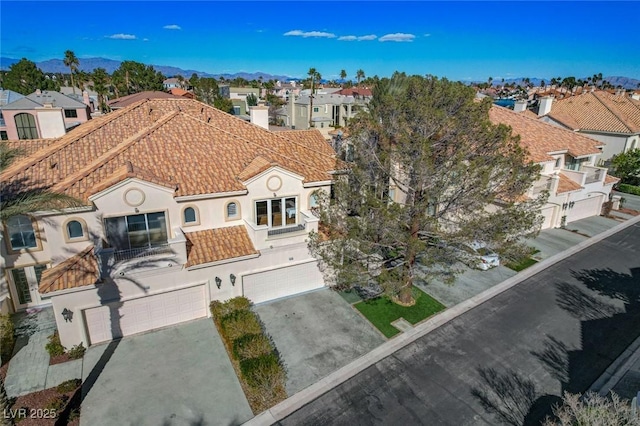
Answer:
xmin=307 ymin=67 xmax=321 ymax=128
xmin=63 ymin=50 xmax=79 ymax=95
xmin=356 ymin=69 xmax=365 ymax=86
xmin=340 ymin=69 xmax=347 ymax=86
xmin=90 ymin=68 xmax=110 ymax=113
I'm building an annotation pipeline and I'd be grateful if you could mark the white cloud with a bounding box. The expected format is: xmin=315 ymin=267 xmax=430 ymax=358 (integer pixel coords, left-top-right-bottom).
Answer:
xmin=379 ymin=33 xmax=415 ymax=42
xmin=424 ymin=33 xmax=431 ymax=37
xmin=338 ymin=34 xmax=377 ymax=41
xmin=107 ymin=33 xmax=137 ymax=40
xmin=284 ymin=30 xmax=336 ymax=38
xmin=143 ymin=38 xmax=149 ymax=42
xmin=163 ymin=24 xmax=181 ymax=30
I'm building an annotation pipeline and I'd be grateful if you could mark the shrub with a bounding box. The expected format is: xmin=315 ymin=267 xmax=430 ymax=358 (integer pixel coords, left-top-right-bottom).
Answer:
xmin=0 ymin=313 xmax=15 ymax=363
xmin=56 ymin=378 xmax=82 ymax=393
xmin=210 ymin=297 xmax=251 ymax=319
xmin=233 ymin=334 xmax=273 ymax=360
xmin=45 ymin=332 xmax=65 ymax=357
xmin=44 ymin=394 xmax=69 ymax=415
xmin=220 ymin=310 xmax=262 ymax=341
xmin=67 ymin=343 xmax=86 ymax=359
xmin=239 ymin=353 xmax=284 ymax=388
xmin=617 ymin=183 xmax=640 ymax=196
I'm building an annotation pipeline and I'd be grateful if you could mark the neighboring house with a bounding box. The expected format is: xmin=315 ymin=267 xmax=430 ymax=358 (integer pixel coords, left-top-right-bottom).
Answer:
xmin=59 ymin=86 xmax=100 ymax=112
xmin=537 ymin=91 xmax=640 ymax=162
xmin=220 ymin=86 xmax=261 ymax=111
xmin=107 ymin=91 xmax=181 ymax=109
xmin=0 ymin=90 xmax=91 ymax=140
xmin=0 ymin=89 xmax=25 ymax=140
xmin=0 ymin=98 xmax=340 ymax=348
xmin=336 ymin=88 xmax=373 ymax=102
xmin=490 ymin=105 xmax=618 ymax=229
xmin=169 ymin=88 xmax=195 ymax=99
xmin=163 ymin=77 xmax=181 ymax=90
xmin=275 ymin=93 xmax=366 ymax=132
xmin=271 ymin=81 xmax=302 ymax=101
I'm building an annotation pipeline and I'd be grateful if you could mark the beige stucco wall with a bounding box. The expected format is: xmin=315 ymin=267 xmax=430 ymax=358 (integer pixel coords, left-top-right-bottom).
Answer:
xmin=35 ymin=108 xmax=66 ymax=138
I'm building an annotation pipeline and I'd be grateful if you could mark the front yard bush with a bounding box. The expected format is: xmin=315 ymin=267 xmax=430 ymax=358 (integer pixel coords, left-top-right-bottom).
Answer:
xmin=617 ymin=183 xmax=640 ymax=196
xmin=44 ymin=394 xmax=68 ymax=415
xmin=67 ymin=343 xmax=86 ymax=359
xmin=56 ymin=378 xmax=82 ymax=394
xmin=233 ymin=334 xmax=273 ymax=360
xmin=220 ymin=310 xmax=263 ymax=341
xmin=45 ymin=331 xmax=65 ymax=357
xmin=210 ymin=297 xmax=287 ymax=413
xmin=0 ymin=313 xmax=15 ymax=362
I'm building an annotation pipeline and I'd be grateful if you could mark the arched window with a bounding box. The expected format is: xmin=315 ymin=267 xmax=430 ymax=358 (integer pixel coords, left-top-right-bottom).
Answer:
xmin=66 ymin=220 xmax=84 ymax=239
xmin=6 ymin=215 xmax=37 ymax=250
xmin=227 ymin=202 xmax=238 ymax=218
xmin=183 ymin=207 xmax=197 ymax=224
xmin=14 ymin=113 xmax=38 ymax=140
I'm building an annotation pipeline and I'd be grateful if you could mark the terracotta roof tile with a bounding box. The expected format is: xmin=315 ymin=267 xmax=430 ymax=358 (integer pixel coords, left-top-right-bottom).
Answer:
xmin=237 ymin=156 xmax=277 ymax=181
xmin=5 ymin=139 xmax=57 ymax=157
xmin=1 ymin=99 xmax=340 ymax=202
xmin=489 ymin=105 xmax=604 ymax=163
xmin=556 ymin=174 xmax=583 ymax=194
xmin=39 ymin=245 xmax=100 ymax=294
xmin=107 ymin=91 xmax=180 ymax=108
xmin=604 ymin=174 xmax=620 ymax=185
xmin=275 ymin=129 xmax=336 ymax=157
xmin=185 ymin=226 xmax=258 ymax=267
xmin=548 ymin=91 xmax=640 ymax=133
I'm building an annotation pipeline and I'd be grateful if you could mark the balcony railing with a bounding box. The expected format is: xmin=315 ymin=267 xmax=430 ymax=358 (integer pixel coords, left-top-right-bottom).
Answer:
xmin=582 ymin=165 xmax=607 ymax=184
xmin=112 ymin=244 xmax=173 ymax=262
xmin=531 ymin=177 xmax=552 ymax=196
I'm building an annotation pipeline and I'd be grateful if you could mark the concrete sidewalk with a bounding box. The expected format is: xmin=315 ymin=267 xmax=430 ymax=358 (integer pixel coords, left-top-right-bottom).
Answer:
xmin=245 ymin=215 xmax=640 ymax=426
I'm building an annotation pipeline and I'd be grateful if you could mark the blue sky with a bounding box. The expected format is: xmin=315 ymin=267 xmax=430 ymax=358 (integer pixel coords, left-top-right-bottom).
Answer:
xmin=2 ymin=1 xmax=639 ymax=81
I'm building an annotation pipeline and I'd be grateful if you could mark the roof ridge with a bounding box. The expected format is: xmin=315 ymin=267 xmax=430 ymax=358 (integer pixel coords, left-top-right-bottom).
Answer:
xmin=51 ymin=109 xmax=180 ymax=194
xmin=0 ymin=99 xmax=153 ymax=180
xmin=590 ymin=92 xmax=633 ymax=133
xmin=179 ymin=112 xmax=334 ymax=179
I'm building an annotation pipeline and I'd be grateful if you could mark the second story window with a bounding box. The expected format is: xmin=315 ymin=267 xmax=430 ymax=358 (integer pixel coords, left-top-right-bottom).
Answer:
xmin=183 ymin=207 xmax=198 ymax=225
xmin=6 ymin=215 xmax=37 ymax=250
xmin=255 ymin=197 xmax=297 ymax=228
xmin=64 ymin=109 xmax=78 ymax=118
xmin=15 ymin=113 xmax=38 ymax=140
xmin=105 ymin=212 xmax=168 ymax=251
xmin=226 ymin=202 xmax=239 ymax=220
xmin=555 ymin=157 xmax=562 ymax=168
xmin=66 ymin=220 xmax=85 ymax=239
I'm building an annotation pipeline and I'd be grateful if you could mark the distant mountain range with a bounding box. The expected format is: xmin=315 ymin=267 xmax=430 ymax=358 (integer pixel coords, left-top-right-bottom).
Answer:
xmin=0 ymin=56 xmax=294 ymax=82
xmin=1 ymin=56 xmax=639 ymax=89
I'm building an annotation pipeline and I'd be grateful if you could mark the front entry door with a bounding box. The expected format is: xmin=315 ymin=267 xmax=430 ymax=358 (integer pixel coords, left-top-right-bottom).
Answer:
xmin=10 ymin=265 xmax=48 ymax=310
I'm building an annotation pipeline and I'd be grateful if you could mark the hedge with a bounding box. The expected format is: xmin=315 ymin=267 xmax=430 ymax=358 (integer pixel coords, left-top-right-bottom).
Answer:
xmin=0 ymin=313 xmax=15 ymax=363
xmin=617 ymin=183 xmax=640 ymax=196
xmin=210 ymin=297 xmax=287 ymax=413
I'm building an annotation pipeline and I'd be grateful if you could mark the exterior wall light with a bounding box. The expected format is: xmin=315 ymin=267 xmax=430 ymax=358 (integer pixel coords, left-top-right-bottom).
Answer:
xmin=61 ymin=308 xmax=73 ymax=322
xmin=230 ymin=274 xmax=236 ymax=286
xmin=215 ymin=276 xmax=222 ymax=289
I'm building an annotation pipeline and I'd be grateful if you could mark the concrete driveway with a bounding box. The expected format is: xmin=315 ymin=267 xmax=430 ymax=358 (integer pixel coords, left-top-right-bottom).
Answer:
xmin=80 ymin=318 xmax=252 ymax=426
xmin=252 ymin=289 xmax=385 ymax=395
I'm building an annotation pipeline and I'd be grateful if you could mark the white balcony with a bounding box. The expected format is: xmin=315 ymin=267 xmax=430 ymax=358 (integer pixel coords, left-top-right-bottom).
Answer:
xmin=244 ymin=210 xmax=319 ymax=250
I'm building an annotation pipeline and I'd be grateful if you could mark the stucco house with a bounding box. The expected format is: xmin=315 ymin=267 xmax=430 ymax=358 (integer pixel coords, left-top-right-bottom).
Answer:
xmin=0 ymin=90 xmax=91 ymax=140
xmin=536 ymin=91 xmax=640 ymax=162
xmin=275 ymin=93 xmax=367 ymax=132
xmin=490 ymin=105 xmax=619 ymax=229
xmin=1 ymin=98 xmax=340 ymax=348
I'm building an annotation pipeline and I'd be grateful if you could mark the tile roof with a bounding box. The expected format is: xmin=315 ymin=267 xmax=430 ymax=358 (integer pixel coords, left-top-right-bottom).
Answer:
xmin=604 ymin=174 xmax=620 ymax=185
xmin=556 ymin=174 xmax=583 ymax=194
xmin=1 ymin=98 xmax=340 ymax=202
xmin=489 ymin=105 xmax=604 ymax=163
xmin=6 ymin=139 xmax=58 ymax=157
xmin=107 ymin=91 xmax=180 ymax=108
xmin=274 ymin=129 xmax=335 ymax=156
xmin=39 ymin=245 xmax=100 ymax=294
xmin=547 ymin=91 xmax=640 ymax=133
xmin=185 ymin=226 xmax=258 ymax=267
xmin=169 ymin=88 xmax=194 ymax=98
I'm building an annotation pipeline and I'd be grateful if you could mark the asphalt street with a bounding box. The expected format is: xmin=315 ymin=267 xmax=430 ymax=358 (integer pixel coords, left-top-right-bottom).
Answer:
xmin=278 ymin=222 xmax=640 ymax=426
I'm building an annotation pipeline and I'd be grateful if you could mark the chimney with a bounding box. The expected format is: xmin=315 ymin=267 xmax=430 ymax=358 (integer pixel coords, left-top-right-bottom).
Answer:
xmin=82 ymin=90 xmax=91 ymax=106
xmin=36 ymin=89 xmax=42 ymax=95
xmin=249 ymin=106 xmax=269 ymax=130
xmin=631 ymin=92 xmax=640 ymax=101
xmin=538 ymin=96 xmax=553 ymax=116
xmin=513 ymin=100 xmax=527 ymax=113
xmin=289 ymin=93 xmax=295 ymax=129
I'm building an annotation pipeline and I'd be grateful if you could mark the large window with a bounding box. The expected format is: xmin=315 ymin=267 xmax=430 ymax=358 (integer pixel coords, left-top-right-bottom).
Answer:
xmin=255 ymin=197 xmax=297 ymax=228
xmin=6 ymin=215 xmax=37 ymax=250
xmin=15 ymin=113 xmax=38 ymax=140
xmin=67 ymin=220 xmax=84 ymax=239
xmin=64 ymin=109 xmax=78 ymax=118
xmin=105 ymin=212 xmax=168 ymax=251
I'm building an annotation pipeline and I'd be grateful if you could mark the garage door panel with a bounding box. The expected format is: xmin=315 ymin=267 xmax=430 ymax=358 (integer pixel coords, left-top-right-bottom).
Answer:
xmin=567 ymin=196 xmax=603 ymax=223
xmin=85 ymin=285 xmax=206 ymax=345
xmin=243 ymin=262 xmax=325 ymax=304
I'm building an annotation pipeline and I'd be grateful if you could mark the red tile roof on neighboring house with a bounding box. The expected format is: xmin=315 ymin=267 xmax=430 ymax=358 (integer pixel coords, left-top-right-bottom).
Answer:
xmin=547 ymin=91 xmax=640 ymax=133
xmin=1 ymin=98 xmax=342 ymax=203
xmin=337 ymin=88 xmax=372 ymax=97
xmin=489 ymin=105 xmax=604 ymax=163
xmin=39 ymin=245 xmax=100 ymax=294
xmin=557 ymin=174 xmax=583 ymax=194
xmin=107 ymin=91 xmax=181 ymax=108
xmin=185 ymin=227 xmax=258 ymax=267
xmin=169 ymin=88 xmax=195 ymax=98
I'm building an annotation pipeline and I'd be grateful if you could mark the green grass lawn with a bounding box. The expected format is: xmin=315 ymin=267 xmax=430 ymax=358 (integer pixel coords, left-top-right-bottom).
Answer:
xmin=354 ymin=287 xmax=445 ymax=338
xmin=505 ymin=257 xmax=538 ymax=272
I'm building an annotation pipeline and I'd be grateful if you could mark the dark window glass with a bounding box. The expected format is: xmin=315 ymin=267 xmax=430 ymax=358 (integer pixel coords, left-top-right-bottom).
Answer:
xmin=14 ymin=113 xmax=38 ymax=139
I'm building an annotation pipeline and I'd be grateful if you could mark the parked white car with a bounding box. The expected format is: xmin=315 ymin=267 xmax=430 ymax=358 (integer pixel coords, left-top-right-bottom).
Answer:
xmin=451 ymin=241 xmax=500 ymax=271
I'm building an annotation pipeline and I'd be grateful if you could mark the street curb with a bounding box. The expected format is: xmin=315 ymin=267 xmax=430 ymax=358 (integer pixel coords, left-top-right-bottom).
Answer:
xmin=589 ymin=334 xmax=640 ymax=396
xmin=244 ymin=214 xmax=640 ymax=426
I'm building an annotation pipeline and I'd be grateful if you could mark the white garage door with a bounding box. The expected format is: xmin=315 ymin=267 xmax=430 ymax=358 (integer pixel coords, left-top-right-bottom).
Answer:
xmin=567 ymin=195 xmax=603 ymax=223
xmin=243 ymin=261 xmax=325 ymax=304
xmin=84 ymin=285 xmax=207 ymax=345
xmin=540 ymin=206 xmax=556 ymax=230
